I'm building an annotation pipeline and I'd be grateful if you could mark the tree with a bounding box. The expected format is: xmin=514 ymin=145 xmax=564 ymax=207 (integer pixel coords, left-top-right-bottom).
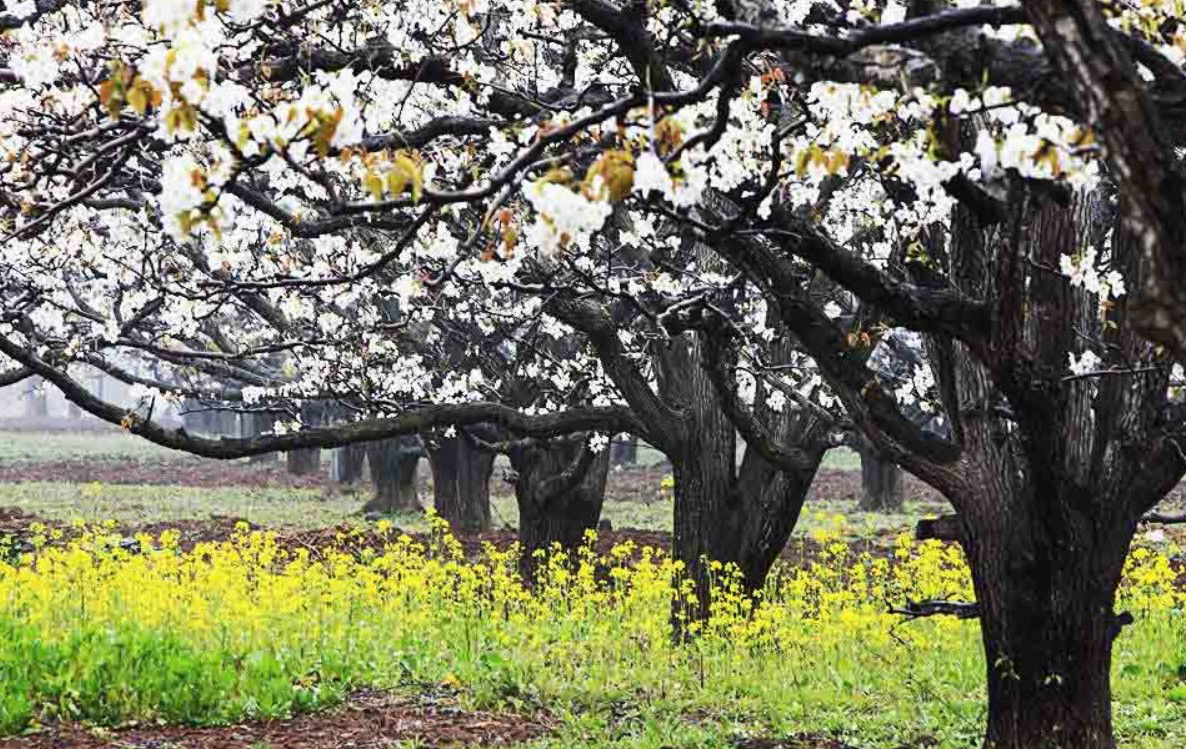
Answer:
xmin=427 ymin=427 xmax=495 ymax=532
xmin=364 ymin=436 xmax=422 ymax=515
xmin=857 ymin=443 xmax=903 ymax=513
xmin=4 ymin=1 xmax=1185 ymax=745
xmin=505 ymin=433 xmax=611 ymax=579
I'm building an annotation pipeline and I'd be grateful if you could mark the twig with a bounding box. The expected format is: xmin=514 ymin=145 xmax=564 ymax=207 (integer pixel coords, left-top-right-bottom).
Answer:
xmin=889 ymin=599 xmax=980 ymax=620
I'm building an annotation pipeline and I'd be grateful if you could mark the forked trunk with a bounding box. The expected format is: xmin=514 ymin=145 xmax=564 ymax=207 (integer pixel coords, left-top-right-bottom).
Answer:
xmin=364 ymin=437 xmax=421 ymax=514
xmin=671 ymin=440 xmax=820 ymax=619
xmin=963 ymin=509 xmax=1131 ymax=749
xmin=510 ymin=439 xmax=610 ymax=580
xmin=429 ymin=433 xmax=494 ymax=533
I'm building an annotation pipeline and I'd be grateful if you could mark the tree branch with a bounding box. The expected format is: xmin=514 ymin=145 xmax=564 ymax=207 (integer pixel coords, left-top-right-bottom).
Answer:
xmin=0 ymin=334 xmax=643 ymax=459
xmin=0 ymin=365 xmax=32 ymax=387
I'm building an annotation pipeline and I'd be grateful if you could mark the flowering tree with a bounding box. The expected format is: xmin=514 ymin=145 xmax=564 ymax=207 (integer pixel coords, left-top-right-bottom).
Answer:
xmin=3 ymin=0 xmax=1186 ymax=745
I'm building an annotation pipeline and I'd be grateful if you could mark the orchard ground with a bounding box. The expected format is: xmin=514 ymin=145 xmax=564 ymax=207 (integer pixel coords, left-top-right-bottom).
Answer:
xmin=0 ymin=427 xmax=1184 ymax=749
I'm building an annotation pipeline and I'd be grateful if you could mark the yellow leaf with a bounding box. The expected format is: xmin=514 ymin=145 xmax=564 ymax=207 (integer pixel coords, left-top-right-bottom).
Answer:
xmin=794 ymin=149 xmax=810 ymax=178
xmin=363 ymin=172 xmax=385 ymax=201
xmin=386 ymin=168 xmax=407 ymax=198
xmin=584 ymin=150 xmax=634 ymax=202
xmin=392 ymin=150 xmax=423 ymax=202
xmin=654 ymin=117 xmax=684 ymax=158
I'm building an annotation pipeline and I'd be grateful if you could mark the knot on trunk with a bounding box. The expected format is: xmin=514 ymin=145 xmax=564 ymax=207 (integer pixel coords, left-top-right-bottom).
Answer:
xmin=915 ymin=514 xmax=964 ymax=542
xmin=1110 ymin=610 xmax=1134 ymax=641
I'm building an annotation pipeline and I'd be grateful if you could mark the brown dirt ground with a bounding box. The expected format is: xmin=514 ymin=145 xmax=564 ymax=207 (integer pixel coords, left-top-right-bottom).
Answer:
xmin=0 ymin=688 xmax=859 ymax=749
xmin=0 ymin=689 xmax=551 ymax=749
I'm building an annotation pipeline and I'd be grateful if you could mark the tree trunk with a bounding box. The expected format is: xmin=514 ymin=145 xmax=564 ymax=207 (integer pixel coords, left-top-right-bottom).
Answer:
xmin=963 ymin=508 xmax=1129 ymax=749
xmin=286 ymin=445 xmax=321 ymax=475
xmin=364 ymin=437 xmax=421 ymax=514
xmin=655 ymin=327 xmax=829 ymax=622
xmin=671 ymin=429 xmax=822 ymax=617
xmin=858 ymin=445 xmax=903 ymax=512
xmin=610 ymin=434 xmax=638 ymax=466
xmin=245 ymin=412 xmax=278 ymax=464
xmin=510 ymin=438 xmax=610 ymax=580
xmin=331 ymin=443 xmax=367 ymax=483
xmin=429 ymin=432 xmax=494 ymax=533
xmin=23 ymin=376 xmax=48 ymax=418
xmin=285 ymin=403 xmax=321 ymax=475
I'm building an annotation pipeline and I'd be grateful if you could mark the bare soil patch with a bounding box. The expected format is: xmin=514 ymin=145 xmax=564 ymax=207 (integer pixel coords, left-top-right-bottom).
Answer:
xmin=0 ymin=458 xmax=325 ymax=489
xmin=0 ymin=689 xmax=551 ymax=749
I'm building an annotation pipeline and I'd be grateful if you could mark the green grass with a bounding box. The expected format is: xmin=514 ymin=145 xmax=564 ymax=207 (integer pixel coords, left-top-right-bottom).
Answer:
xmin=0 ymin=480 xmax=940 ymax=539
xmin=1 ymin=430 xmax=860 ymax=469
xmin=0 ymin=430 xmax=190 ymax=463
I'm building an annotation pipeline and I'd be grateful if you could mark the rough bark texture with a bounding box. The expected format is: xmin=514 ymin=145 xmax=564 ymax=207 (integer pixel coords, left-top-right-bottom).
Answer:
xmin=962 ymin=494 xmax=1130 ymax=749
xmin=657 ymin=328 xmax=830 ymax=616
xmin=510 ymin=437 xmax=610 ymax=580
xmin=364 ymin=436 xmax=422 ymax=514
xmin=858 ymin=445 xmax=903 ymax=512
xmin=1016 ymin=0 xmax=1186 ymax=364
xmin=899 ymin=180 xmax=1183 ymax=749
xmin=429 ymin=431 xmax=495 ymax=533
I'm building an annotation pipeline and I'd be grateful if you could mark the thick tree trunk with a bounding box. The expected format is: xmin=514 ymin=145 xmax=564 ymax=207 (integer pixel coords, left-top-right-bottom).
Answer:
xmin=286 ymin=445 xmax=320 ymax=475
xmin=671 ymin=433 xmax=822 ymax=617
xmin=429 ymin=433 xmax=494 ymax=532
xmin=364 ymin=437 xmax=421 ymax=514
xmin=858 ymin=445 xmax=903 ymax=512
xmin=964 ymin=511 xmax=1129 ymax=749
xmin=656 ymin=326 xmax=828 ymax=622
xmin=331 ymin=443 xmax=367 ymax=483
xmin=510 ymin=438 xmax=610 ymax=580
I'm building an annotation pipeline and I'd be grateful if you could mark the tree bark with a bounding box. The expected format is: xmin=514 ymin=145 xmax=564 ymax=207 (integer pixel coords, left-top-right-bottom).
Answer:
xmin=897 ymin=179 xmax=1170 ymax=749
xmin=245 ymin=412 xmax=278 ymax=464
xmin=428 ymin=431 xmax=494 ymax=533
xmin=510 ymin=437 xmax=610 ymax=580
xmin=331 ymin=442 xmax=367 ymax=483
xmin=364 ymin=436 xmax=422 ymax=514
xmin=858 ymin=444 xmax=903 ymax=512
xmin=286 ymin=403 xmax=321 ymax=475
xmin=659 ymin=332 xmax=829 ymax=619
xmin=286 ymin=444 xmax=321 ymax=475
xmin=962 ymin=499 xmax=1129 ymax=749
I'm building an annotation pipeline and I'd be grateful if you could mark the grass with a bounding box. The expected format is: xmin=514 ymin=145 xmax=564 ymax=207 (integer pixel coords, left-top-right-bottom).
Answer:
xmin=0 ymin=430 xmax=861 ymax=471
xmin=0 ymin=523 xmax=1182 ymax=748
xmin=0 ymin=430 xmax=191 ymax=463
xmin=0 ymin=480 xmax=941 ymax=540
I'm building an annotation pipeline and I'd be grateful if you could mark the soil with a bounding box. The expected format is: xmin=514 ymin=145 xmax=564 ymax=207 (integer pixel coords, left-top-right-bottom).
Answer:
xmin=0 ymin=688 xmax=858 ymax=749
xmin=0 ymin=689 xmax=551 ymax=749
